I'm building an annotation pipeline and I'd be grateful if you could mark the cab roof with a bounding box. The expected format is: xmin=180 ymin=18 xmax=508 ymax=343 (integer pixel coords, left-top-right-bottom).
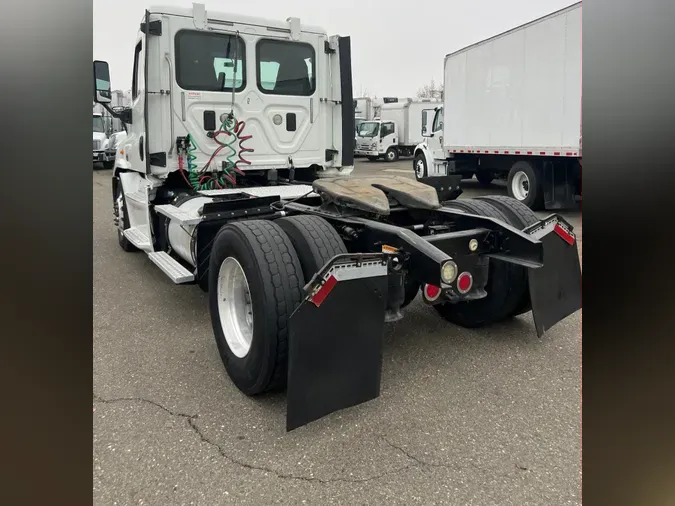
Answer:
xmin=147 ymin=5 xmax=327 ymax=35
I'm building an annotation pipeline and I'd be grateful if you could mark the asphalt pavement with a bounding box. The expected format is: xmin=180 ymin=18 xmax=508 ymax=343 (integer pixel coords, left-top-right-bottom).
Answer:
xmin=93 ymin=158 xmax=582 ymax=505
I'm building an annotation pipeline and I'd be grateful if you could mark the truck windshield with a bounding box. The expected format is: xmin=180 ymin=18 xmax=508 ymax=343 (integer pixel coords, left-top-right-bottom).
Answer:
xmin=357 ymin=122 xmax=379 ymax=137
xmin=93 ymin=116 xmax=105 ymax=133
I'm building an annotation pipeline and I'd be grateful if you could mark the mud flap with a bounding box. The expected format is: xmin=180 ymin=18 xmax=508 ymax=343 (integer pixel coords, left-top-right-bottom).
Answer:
xmin=525 ymin=216 xmax=582 ymax=337
xmin=286 ymin=254 xmax=389 ymax=431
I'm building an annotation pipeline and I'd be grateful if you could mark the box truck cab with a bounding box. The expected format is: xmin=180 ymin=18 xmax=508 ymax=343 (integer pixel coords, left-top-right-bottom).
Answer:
xmin=413 ymin=2 xmax=582 ymax=210
xmin=355 ymin=98 xmax=440 ymax=162
xmin=93 ymin=112 xmax=113 ymax=168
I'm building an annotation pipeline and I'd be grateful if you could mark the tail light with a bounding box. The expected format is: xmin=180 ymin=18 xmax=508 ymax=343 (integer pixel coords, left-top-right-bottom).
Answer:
xmin=456 ymin=272 xmax=473 ymax=294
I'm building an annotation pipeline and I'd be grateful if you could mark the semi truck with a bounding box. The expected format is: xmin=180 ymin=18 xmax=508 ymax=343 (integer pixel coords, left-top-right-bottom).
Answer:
xmin=355 ymin=98 xmax=441 ymax=162
xmin=94 ymin=3 xmax=582 ymax=431
xmin=414 ymin=2 xmax=582 ymax=210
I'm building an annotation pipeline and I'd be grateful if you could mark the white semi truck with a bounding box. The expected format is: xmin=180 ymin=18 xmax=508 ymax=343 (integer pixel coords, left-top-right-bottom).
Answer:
xmin=414 ymin=2 xmax=582 ymax=210
xmin=355 ymin=98 xmax=440 ymax=162
xmin=93 ymin=3 xmax=581 ymax=430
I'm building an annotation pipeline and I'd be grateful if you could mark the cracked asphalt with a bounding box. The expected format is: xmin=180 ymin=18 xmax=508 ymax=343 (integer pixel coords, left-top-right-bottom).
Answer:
xmin=93 ymin=159 xmax=582 ymax=505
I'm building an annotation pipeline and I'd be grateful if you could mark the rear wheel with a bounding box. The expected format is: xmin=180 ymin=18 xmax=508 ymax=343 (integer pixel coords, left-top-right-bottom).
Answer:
xmin=507 ymin=161 xmax=544 ymax=210
xmin=385 ymin=147 xmax=399 ymax=162
xmin=414 ymin=153 xmax=428 ymax=179
xmin=275 ymin=215 xmax=348 ymax=280
xmin=474 ymin=195 xmax=539 ymax=316
xmin=434 ymin=199 xmax=528 ymax=328
xmin=208 ymin=220 xmax=305 ymax=395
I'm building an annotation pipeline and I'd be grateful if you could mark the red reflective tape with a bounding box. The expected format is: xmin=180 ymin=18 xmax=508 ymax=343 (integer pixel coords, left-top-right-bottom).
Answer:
xmin=494 ymin=150 xmax=499 ymax=154
xmin=310 ymin=275 xmax=338 ymax=307
xmin=554 ymin=224 xmax=575 ymax=245
xmin=527 ymin=151 xmax=533 ymax=155
xmin=504 ymin=150 xmax=509 ymax=154
xmin=540 ymin=152 xmax=546 ymax=155
xmin=554 ymin=151 xmax=561 ymax=155
xmin=485 ymin=150 xmax=489 ymax=153
xmin=566 ymin=152 xmax=574 ymax=156
xmin=515 ymin=151 xmax=521 ymax=154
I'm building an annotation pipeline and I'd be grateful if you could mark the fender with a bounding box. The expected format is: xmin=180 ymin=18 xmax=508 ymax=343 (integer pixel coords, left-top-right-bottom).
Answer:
xmin=414 ymin=140 xmax=434 ymax=174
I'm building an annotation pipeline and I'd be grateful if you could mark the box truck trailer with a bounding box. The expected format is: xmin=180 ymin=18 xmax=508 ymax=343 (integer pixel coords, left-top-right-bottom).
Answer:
xmin=356 ymin=98 xmax=441 ymax=162
xmin=414 ymin=2 xmax=582 ymax=210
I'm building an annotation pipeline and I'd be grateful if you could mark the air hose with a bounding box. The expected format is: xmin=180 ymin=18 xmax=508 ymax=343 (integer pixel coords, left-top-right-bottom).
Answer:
xmin=180 ymin=114 xmax=254 ymax=191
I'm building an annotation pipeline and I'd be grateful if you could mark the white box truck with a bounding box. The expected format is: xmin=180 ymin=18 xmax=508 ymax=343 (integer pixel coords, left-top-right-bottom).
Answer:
xmin=356 ymin=98 xmax=441 ymax=162
xmin=414 ymin=2 xmax=582 ymax=210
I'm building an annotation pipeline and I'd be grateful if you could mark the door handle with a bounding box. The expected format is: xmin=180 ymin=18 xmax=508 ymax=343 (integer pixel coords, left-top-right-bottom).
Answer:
xmin=139 ymin=136 xmax=144 ymax=161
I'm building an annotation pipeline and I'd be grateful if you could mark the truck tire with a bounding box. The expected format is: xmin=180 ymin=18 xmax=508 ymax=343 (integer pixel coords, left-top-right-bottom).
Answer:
xmin=475 ymin=170 xmax=494 ymax=186
xmin=113 ymin=176 xmax=139 ymax=252
xmin=275 ymin=215 xmax=348 ymax=280
xmin=208 ymin=220 xmax=305 ymax=395
xmin=385 ymin=147 xmax=399 ymax=162
xmin=475 ymin=195 xmax=539 ymax=316
xmin=103 ymin=160 xmax=115 ymax=170
xmin=414 ymin=153 xmax=428 ymax=179
xmin=434 ymin=199 xmax=528 ymax=327
xmin=507 ymin=161 xmax=544 ymax=210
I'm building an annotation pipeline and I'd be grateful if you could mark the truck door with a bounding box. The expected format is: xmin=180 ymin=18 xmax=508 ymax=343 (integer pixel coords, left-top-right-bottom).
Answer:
xmin=124 ymin=33 xmax=147 ymax=173
xmin=380 ymin=121 xmax=396 ymax=152
xmin=429 ymin=108 xmax=445 ymax=160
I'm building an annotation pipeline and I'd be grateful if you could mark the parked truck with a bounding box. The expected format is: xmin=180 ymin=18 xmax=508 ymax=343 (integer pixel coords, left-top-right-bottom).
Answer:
xmin=414 ymin=2 xmax=582 ymax=210
xmin=356 ymin=98 xmax=441 ymax=162
xmin=94 ymin=3 xmax=581 ymax=431
xmin=93 ymin=112 xmax=115 ymax=169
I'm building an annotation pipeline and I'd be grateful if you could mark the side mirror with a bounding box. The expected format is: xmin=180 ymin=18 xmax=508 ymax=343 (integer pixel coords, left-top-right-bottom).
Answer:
xmin=93 ymin=60 xmax=112 ymax=104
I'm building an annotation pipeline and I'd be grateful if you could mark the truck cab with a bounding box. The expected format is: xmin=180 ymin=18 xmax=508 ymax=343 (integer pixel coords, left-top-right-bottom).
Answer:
xmin=415 ymin=106 xmax=446 ymax=178
xmin=354 ymin=119 xmax=398 ymax=161
xmin=97 ymin=5 xmax=354 ymax=184
xmin=93 ymin=113 xmax=113 ymax=168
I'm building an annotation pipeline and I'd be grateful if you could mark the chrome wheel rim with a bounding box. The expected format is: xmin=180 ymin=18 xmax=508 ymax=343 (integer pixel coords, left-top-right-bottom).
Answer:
xmin=415 ymin=159 xmax=425 ymax=178
xmin=512 ymin=170 xmax=530 ymax=201
xmin=217 ymin=257 xmax=254 ymax=358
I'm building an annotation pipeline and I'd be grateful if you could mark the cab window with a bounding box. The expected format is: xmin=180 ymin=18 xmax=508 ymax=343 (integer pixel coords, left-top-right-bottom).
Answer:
xmin=380 ymin=122 xmax=395 ymax=137
xmin=175 ymin=30 xmax=246 ymax=91
xmin=257 ymin=39 xmax=315 ymax=96
xmin=433 ymin=109 xmax=443 ymax=132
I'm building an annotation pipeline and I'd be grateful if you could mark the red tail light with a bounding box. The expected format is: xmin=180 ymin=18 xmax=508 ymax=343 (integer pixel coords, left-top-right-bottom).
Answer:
xmin=423 ymin=284 xmax=441 ymax=302
xmin=456 ymin=272 xmax=473 ymax=294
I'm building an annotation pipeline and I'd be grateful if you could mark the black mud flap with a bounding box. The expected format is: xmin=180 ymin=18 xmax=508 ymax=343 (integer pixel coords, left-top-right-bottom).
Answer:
xmin=525 ymin=216 xmax=582 ymax=337
xmin=286 ymin=254 xmax=389 ymax=431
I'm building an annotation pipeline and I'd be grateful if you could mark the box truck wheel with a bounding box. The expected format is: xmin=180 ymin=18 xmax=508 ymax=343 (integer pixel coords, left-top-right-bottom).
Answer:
xmin=474 ymin=195 xmax=539 ymax=316
xmin=113 ymin=176 xmax=139 ymax=253
xmin=434 ymin=199 xmax=528 ymax=327
xmin=208 ymin=220 xmax=305 ymax=395
xmin=414 ymin=153 xmax=428 ymax=179
xmin=385 ymin=148 xmax=399 ymax=162
xmin=507 ymin=161 xmax=544 ymax=210
xmin=275 ymin=215 xmax=347 ymax=280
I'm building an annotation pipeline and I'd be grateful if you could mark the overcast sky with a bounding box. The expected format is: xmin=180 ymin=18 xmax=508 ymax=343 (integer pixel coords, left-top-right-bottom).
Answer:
xmin=93 ymin=0 xmax=576 ymax=98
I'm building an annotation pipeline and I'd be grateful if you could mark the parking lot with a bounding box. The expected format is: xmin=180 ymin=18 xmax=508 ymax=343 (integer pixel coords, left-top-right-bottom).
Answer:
xmin=93 ymin=158 xmax=581 ymax=505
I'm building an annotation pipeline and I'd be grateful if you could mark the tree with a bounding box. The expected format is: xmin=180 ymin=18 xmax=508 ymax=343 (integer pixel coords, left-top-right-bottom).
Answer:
xmin=416 ymin=79 xmax=442 ymax=99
